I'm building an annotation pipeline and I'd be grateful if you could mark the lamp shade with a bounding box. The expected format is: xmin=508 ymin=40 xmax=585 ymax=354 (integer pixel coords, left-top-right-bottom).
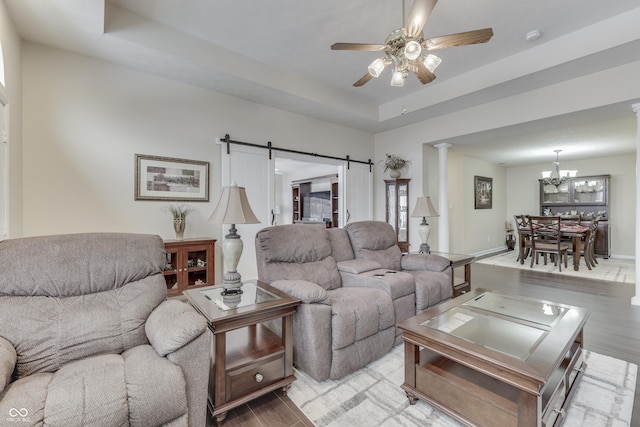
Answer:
xmin=208 ymin=181 xmax=260 ymax=225
xmin=410 ymin=195 xmax=439 ymax=218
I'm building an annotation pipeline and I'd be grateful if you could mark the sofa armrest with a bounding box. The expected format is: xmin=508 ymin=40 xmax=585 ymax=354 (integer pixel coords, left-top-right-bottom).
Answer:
xmin=401 ymin=253 xmax=451 ymax=272
xmin=145 ymin=300 xmax=208 ymax=357
xmin=337 ymin=259 xmax=382 ymax=274
xmin=270 ymin=280 xmax=329 ymax=304
xmin=0 ymin=336 xmax=17 ymax=394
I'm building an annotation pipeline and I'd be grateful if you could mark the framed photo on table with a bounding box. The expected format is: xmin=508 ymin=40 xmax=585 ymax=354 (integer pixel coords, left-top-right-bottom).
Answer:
xmin=474 ymin=176 xmax=492 ymax=209
xmin=135 ymin=154 xmax=209 ymax=201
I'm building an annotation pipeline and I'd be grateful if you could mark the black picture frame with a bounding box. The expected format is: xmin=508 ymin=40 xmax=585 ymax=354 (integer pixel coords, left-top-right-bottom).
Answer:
xmin=474 ymin=176 xmax=492 ymax=209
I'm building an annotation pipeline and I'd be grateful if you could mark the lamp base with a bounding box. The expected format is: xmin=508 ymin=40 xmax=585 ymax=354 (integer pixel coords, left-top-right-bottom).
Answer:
xmin=222 ymin=225 xmax=244 ymax=294
xmin=419 ymin=243 xmax=431 ymax=254
xmin=417 ymin=219 xmax=432 ymax=254
xmin=222 ymin=273 xmax=243 ymax=295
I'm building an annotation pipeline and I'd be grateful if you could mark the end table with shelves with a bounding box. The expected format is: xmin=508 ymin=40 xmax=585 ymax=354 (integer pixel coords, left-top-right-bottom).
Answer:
xmin=430 ymin=252 xmax=475 ymax=297
xmin=183 ymin=281 xmax=300 ymax=426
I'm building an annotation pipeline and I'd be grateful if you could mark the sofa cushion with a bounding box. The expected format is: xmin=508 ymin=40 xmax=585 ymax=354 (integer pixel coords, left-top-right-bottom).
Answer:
xmin=0 ymin=233 xmax=165 ymax=297
xmin=269 ymin=280 xmax=329 ymax=304
xmin=409 ymin=270 xmax=453 ymax=312
xmin=326 ymin=288 xmax=395 ymax=350
xmin=345 ymin=221 xmax=402 ymax=270
xmin=123 ymin=345 xmax=187 ymax=426
xmin=327 ymin=228 xmax=355 ymax=262
xmin=255 ymin=225 xmax=342 ymax=290
xmin=341 ymin=269 xmax=415 ymax=300
xmin=401 ymin=253 xmax=451 ymax=272
xmin=0 ymin=337 xmax=16 ymax=394
xmin=146 ymin=300 xmax=208 ymax=357
xmin=0 ymin=372 xmax=52 ymax=425
xmin=336 ymin=259 xmax=381 ymax=274
xmin=1 ymin=277 xmax=166 ymax=378
xmin=0 ymin=349 xmax=188 ymax=427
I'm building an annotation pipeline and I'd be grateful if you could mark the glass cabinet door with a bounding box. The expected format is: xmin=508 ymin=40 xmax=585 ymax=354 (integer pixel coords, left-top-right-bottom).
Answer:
xmin=398 ymin=182 xmax=408 ymax=244
xmin=385 ymin=178 xmax=410 ymax=252
xmin=572 ymin=177 xmax=606 ymax=204
xmin=387 ymin=184 xmax=396 ymax=233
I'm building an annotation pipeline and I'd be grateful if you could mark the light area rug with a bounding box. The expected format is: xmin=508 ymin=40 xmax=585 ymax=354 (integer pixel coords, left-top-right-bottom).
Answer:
xmin=476 ymin=251 xmax=635 ymax=284
xmin=289 ymin=345 xmax=637 ymax=427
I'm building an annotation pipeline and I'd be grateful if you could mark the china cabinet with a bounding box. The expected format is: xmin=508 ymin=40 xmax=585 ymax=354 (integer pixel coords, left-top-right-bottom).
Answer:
xmin=385 ymin=178 xmax=410 ymax=253
xmin=539 ymin=174 xmax=610 ymax=257
xmin=163 ymin=238 xmax=216 ymax=297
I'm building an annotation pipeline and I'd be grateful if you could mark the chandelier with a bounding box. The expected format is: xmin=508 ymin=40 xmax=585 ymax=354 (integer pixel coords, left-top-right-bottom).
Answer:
xmin=541 ymin=149 xmax=577 ymax=186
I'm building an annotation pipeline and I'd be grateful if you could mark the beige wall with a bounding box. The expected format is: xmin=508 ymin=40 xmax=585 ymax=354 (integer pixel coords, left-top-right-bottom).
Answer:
xmin=0 ymin=0 xmax=22 ymax=237
xmin=21 ymin=42 xmax=374 ymax=279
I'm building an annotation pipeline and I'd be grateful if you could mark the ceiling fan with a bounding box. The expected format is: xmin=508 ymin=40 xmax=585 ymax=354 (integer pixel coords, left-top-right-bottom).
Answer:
xmin=331 ymin=0 xmax=493 ymax=87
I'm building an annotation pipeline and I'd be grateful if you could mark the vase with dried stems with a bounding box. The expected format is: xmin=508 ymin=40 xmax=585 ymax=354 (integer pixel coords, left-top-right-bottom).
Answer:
xmin=165 ymin=204 xmax=195 ymax=240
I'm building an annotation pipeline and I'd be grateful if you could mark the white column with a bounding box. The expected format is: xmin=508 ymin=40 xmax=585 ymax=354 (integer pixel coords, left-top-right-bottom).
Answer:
xmin=631 ymin=103 xmax=640 ymax=305
xmin=434 ymin=143 xmax=451 ymax=253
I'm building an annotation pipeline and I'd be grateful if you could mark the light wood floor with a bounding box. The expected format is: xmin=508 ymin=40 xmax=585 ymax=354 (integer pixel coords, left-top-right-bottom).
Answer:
xmin=209 ymin=259 xmax=640 ymax=426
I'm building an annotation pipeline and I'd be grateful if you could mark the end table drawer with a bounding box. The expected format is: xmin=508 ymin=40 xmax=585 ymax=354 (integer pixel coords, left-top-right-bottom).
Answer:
xmin=227 ymin=354 xmax=284 ymax=400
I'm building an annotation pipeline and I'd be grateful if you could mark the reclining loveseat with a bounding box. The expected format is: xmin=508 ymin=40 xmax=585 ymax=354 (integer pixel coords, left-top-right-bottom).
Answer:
xmin=255 ymin=221 xmax=452 ymax=381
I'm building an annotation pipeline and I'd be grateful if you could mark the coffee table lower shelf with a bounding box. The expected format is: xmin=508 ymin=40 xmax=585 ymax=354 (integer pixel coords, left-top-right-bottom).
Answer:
xmin=402 ymin=342 xmax=585 ymax=427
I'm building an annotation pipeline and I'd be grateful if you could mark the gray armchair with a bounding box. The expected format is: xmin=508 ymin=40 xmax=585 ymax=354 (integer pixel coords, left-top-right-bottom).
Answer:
xmin=0 ymin=233 xmax=210 ymax=427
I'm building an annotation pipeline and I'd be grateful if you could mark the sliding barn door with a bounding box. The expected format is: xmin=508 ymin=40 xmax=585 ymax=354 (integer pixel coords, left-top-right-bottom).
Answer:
xmin=220 ymin=142 xmax=273 ymax=282
xmin=341 ymin=161 xmax=372 ymax=225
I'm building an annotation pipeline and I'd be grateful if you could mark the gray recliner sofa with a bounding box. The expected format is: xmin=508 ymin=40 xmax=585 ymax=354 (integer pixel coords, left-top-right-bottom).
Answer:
xmin=255 ymin=221 xmax=452 ymax=381
xmin=0 ymin=233 xmax=210 ymax=427
xmin=255 ymin=224 xmax=396 ymax=382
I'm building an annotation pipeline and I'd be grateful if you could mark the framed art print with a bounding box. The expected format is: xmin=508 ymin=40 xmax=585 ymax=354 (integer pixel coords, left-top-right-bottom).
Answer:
xmin=135 ymin=154 xmax=209 ymax=202
xmin=474 ymin=175 xmax=492 ymax=209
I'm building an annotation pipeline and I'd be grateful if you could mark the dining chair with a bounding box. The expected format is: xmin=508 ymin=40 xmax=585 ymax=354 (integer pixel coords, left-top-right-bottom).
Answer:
xmin=581 ymin=215 xmax=601 ymax=269
xmin=527 ymin=215 xmax=572 ymax=271
xmin=513 ymin=214 xmax=532 ymax=264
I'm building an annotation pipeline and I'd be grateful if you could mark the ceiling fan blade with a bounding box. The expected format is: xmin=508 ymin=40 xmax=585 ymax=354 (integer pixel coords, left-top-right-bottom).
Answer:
xmin=353 ymin=73 xmax=374 ymax=87
xmin=424 ymin=28 xmax=494 ymax=50
xmin=331 ymin=43 xmax=386 ymax=51
xmin=404 ymin=0 xmax=438 ymax=38
xmin=414 ymin=61 xmax=436 ymax=84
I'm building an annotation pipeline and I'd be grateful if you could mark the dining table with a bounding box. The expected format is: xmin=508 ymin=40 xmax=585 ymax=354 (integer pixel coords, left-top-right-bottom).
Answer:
xmin=517 ymin=223 xmax=590 ymax=271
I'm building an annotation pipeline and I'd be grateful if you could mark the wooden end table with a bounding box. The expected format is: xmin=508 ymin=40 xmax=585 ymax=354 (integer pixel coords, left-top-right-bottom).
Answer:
xmin=430 ymin=251 xmax=475 ymax=297
xmin=184 ymin=280 xmax=300 ymax=426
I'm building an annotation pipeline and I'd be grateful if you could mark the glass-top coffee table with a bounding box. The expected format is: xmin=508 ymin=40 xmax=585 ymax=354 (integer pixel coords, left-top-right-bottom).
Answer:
xmin=398 ymin=288 xmax=590 ymax=427
xmin=184 ymin=280 xmax=300 ymax=426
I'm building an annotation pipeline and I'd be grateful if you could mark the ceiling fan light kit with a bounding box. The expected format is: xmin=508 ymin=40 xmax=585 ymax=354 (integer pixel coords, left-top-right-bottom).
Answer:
xmin=331 ymin=0 xmax=493 ymax=88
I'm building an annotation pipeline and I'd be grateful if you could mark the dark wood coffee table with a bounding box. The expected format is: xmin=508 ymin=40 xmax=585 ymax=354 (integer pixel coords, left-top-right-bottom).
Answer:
xmin=398 ymin=289 xmax=589 ymax=427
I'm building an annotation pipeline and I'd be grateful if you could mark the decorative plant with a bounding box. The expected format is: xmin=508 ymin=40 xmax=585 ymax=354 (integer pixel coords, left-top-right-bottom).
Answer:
xmin=164 ymin=204 xmax=195 ymax=220
xmin=383 ymin=154 xmax=411 ymax=172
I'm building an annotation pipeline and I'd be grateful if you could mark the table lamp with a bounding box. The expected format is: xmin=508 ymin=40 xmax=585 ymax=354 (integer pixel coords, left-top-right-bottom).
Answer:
xmin=208 ymin=181 xmax=260 ymax=294
xmin=410 ymin=195 xmax=439 ymax=254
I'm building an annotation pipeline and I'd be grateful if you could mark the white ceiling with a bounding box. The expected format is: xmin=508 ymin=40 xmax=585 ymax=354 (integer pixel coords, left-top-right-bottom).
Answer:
xmin=4 ymin=0 xmax=640 ymax=166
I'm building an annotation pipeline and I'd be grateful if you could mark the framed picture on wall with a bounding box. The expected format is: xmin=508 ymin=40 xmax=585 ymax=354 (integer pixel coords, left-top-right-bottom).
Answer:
xmin=474 ymin=175 xmax=492 ymax=209
xmin=135 ymin=154 xmax=209 ymax=201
